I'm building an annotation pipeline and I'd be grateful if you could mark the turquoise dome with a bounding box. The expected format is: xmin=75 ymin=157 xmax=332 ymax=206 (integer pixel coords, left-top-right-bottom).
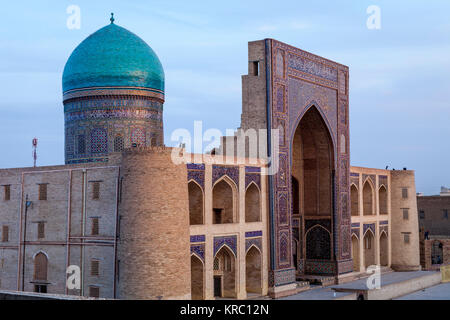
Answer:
xmin=62 ymin=22 xmax=164 ymax=93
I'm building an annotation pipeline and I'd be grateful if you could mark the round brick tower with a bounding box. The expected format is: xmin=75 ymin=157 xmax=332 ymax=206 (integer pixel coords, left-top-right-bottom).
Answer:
xmin=390 ymin=170 xmax=421 ymax=271
xmin=62 ymin=16 xmax=165 ymax=164
xmin=117 ymin=147 xmax=191 ymax=299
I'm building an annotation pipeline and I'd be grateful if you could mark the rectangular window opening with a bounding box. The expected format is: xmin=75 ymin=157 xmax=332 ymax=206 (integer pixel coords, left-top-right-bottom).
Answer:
xmin=2 ymin=226 xmax=8 ymax=242
xmin=213 ymin=208 xmax=223 ymax=224
xmin=403 ymin=208 xmax=409 ymax=220
xmin=91 ymin=218 xmax=99 ymax=236
xmin=37 ymin=222 xmax=45 ymax=239
xmin=4 ymin=185 xmax=10 ymax=201
xmin=403 ymin=233 xmax=410 ymax=244
xmin=92 ymin=182 xmax=100 ymax=200
xmin=34 ymin=285 xmax=47 ymax=293
xmin=38 ymin=184 xmax=47 ymax=201
xmin=251 ymin=61 xmax=259 ymax=76
xmin=91 ymin=260 xmax=99 ymax=276
xmin=419 ymin=210 xmax=425 ymax=219
xmin=89 ymin=286 xmax=100 ymax=298
xmin=402 ymin=188 xmax=408 ymax=199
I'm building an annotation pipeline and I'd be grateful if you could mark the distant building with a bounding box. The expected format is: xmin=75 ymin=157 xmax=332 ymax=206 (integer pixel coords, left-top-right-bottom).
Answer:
xmin=417 ymin=189 xmax=450 ymax=270
xmin=417 ymin=191 xmax=450 ymax=237
xmin=440 ymin=186 xmax=450 ymax=196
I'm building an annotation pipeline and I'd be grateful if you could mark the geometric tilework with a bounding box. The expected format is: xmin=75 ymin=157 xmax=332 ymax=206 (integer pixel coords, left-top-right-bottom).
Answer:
xmin=337 ymin=259 xmax=354 ymax=274
xmin=363 ymin=223 xmax=376 ymax=235
xmin=90 ymin=128 xmax=108 ymax=154
xmin=245 ymin=238 xmax=262 ymax=253
xmin=64 ymin=95 xmax=163 ymax=164
xmin=212 ymin=165 xmax=239 ymax=188
xmin=245 ymin=173 xmax=261 ymax=189
xmin=269 ymin=268 xmax=296 ymax=287
xmin=187 ymin=163 xmax=205 ymax=189
xmin=305 ymin=260 xmax=336 ymax=275
xmin=190 ymin=235 xmax=206 ymax=243
xmin=190 ymin=244 xmax=205 ymax=262
xmin=213 ymin=235 xmax=237 ymax=257
xmin=351 ymin=228 xmax=360 ymax=239
xmin=245 ymin=166 xmax=261 ymax=173
xmin=245 ymin=231 xmax=262 ymax=238
xmin=131 ymin=127 xmax=146 ymax=146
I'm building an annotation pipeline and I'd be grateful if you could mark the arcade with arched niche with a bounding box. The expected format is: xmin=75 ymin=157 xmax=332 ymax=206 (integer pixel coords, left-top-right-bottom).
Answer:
xmin=190 ymin=254 xmax=204 ymax=300
xmin=363 ymin=180 xmax=374 ymax=216
xmin=245 ymin=182 xmax=261 ymax=223
xmin=379 ymin=231 xmax=389 ymax=266
xmin=212 ymin=177 xmax=237 ymax=224
xmin=352 ymin=234 xmax=360 ymax=272
xmin=213 ymin=245 xmax=237 ymax=298
xmin=379 ymin=185 xmax=388 ymax=215
xmin=245 ymin=246 xmax=262 ymax=296
xmin=291 ymin=106 xmax=334 ymax=273
xmin=363 ymin=229 xmax=376 ymax=268
xmin=351 ymin=184 xmax=359 ymax=216
xmin=188 ymin=180 xmax=204 ymax=225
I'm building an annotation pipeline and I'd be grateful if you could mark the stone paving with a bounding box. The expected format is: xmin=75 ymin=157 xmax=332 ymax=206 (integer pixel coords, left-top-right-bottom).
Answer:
xmin=279 ymin=271 xmax=442 ymax=300
xmin=395 ymin=282 xmax=450 ymax=300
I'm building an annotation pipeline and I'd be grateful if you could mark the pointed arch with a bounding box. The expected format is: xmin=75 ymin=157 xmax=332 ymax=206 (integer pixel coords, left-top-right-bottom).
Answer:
xmin=33 ymin=250 xmax=49 ymax=259
xmin=190 ymin=252 xmax=204 ymax=264
xmin=213 ymin=174 xmax=239 ymax=190
xmin=363 ymin=179 xmax=375 ymax=216
xmin=245 ymin=182 xmax=261 ymax=223
xmin=363 ymin=227 xmax=375 ymax=238
xmin=215 ymin=243 xmax=237 ymax=259
xmin=305 ymin=225 xmax=331 ymax=260
xmin=290 ymin=103 xmax=337 ymax=152
xmin=188 ymin=180 xmax=204 ymax=225
xmin=212 ymin=176 xmax=238 ymax=224
xmin=246 ymin=243 xmax=262 ymax=255
xmin=305 ymin=224 xmax=332 ymax=237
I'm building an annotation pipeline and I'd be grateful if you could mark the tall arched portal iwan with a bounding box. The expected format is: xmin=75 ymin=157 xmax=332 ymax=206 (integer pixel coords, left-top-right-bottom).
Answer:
xmin=292 ymin=106 xmax=334 ymax=274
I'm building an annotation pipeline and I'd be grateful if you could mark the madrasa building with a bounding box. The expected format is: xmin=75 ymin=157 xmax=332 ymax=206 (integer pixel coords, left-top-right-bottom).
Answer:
xmin=0 ymin=16 xmax=421 ymax=299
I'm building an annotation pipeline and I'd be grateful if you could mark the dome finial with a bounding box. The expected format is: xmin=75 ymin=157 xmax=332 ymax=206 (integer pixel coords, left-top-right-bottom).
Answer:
xmin=110 ymin=12 xmax=115 ymax=24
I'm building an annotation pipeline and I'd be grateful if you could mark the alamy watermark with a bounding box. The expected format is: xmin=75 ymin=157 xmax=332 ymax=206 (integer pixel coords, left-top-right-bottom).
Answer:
xmin=66 ymin=5 xmax=81 ymax=30
xmin=366 ymin=265 xmax=381 ymax=289
xmin=66 ymin=265 xmax=81 ymax=290
xmin=169 ymin=121 xmax=280 ymax=176
xmin=367 ymin=5 xmax=381 ymax=30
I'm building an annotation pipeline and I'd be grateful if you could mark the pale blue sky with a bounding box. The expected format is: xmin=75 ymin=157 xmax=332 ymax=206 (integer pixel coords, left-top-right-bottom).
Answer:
xmin=0 ymin=0 xmax=449 ymax=195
